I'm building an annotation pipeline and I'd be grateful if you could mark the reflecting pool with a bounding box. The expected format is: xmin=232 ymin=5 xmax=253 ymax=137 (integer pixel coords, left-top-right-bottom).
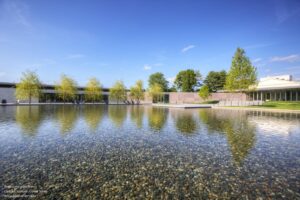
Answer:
xmin=0 ymin=105 xmax=299 ymax=199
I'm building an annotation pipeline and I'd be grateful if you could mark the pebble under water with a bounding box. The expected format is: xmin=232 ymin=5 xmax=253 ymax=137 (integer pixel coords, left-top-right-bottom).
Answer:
xmin=0 ymin=105 xmax=299 ymax=199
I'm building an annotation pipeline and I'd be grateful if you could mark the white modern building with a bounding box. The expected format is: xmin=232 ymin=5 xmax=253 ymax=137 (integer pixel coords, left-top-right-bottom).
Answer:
xmin=248 ymin=75 xmax=300 ymax=101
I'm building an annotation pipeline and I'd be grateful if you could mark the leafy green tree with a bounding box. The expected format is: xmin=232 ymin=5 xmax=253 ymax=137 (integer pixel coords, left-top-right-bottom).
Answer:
xmin=225 ymin=48 xmax=257 ymax=90
xmin=174 ymin=69 xmax=202 ymax=92
xmin=15 ymin=71 xmax=41 ymax=104
xmin=204 ymin=70 xmax=227 ymax=92
xmin=109 ymin=80 xmax=127 ymax=104
xmin=199 ymin=85 xmax=210 ymax=100
xmin=148 ymin=83 xmax=163 ymax=103
xmin=85 ymin=77 xmax=102 ymax=103
xmin=168 ymin=85 xmax=177 ymax=92
xmin=129 ymin=80 xmax=144 ymax=104
xmin=148 ymin=72 xmax=169 ymax=92
xmin=55 ymin=75 xmax=77 ymax=103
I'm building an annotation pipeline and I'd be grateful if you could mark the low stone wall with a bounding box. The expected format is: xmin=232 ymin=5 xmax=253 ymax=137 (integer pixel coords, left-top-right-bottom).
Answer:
xmin=169 ymin=92 xmax=202 ymax=104
xmin=210 ymin=92 xmax=247 ymax=101
xmin=168 ymin=92 xmax=247 ymax=104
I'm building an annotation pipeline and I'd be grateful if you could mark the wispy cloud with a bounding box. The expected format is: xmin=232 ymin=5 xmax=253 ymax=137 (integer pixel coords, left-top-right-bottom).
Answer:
xmin=167 ymin=76 xmax=176 ymax=83
xmin=270 ymin=54 xmax=300 ymax=63
xmin=1 ymin=0 xmax=31 ymax=28
xmin=252 ymin=58 xmax=262 ymax=63
xmin=181 ymin=45 xmax=195 ymax=53
xmin=244 ymin=43 xmax=273 ymax=49
xmin=274 ymin=0 xmax=300 ymax=24
xmin=66 ymin=54 xmax=85 ymax=59
xmin=143 ymin=64 xmax=151 ymax=70
xmin=153 ymin=63 xmax=163 ymax=66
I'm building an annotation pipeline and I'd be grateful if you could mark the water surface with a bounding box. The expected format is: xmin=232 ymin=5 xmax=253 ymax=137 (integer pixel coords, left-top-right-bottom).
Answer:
xmin=0 ymin=105 xmax=299 ymax=199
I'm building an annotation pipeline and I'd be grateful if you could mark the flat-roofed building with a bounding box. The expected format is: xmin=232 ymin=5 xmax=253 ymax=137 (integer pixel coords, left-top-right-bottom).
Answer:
xmin=248 ymin=75 xmax=300 ymax=101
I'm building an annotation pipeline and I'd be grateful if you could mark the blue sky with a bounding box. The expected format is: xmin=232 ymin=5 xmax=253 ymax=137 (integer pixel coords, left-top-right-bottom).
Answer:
xmin=1 ymin=0 xmax=300 ymax=88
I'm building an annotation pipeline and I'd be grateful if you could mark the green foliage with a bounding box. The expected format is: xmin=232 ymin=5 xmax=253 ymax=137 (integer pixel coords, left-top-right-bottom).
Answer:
xmin=204 ymin=70 xmax=227 ymax=92
xmin=198 ymin=85 xmax=210 ymax=100
xmin=225 ymin=48 xmax=257 ymax=90
xmin=253 ymin=101 xmax=300 ymax=110
xmin=148 ymin=83 xmax=163 ymax=103
xmin=109 ymin=80 xmax=127 ymax=104
xmin=85 ymin=77 xmax=102 ymax=103
xmin=55 ymin=75 xmax=77 ymax=103
xmin=148 ymin=107 xmax=168 ymax=130
xmin=174 ymin=69 xmax=202 ymax=92
xmin=15 ymin=70 xmax=41 ymax=104
xmin=148 ymin=72 xmax=169 ymax=92
xmin=168 ymin=85 xmax=177 ymax=92
xmin=129 ymin=80 xmax=144 ymax=104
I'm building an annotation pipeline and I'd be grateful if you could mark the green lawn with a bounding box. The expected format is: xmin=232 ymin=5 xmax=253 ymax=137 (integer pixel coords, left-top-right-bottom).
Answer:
xmin=251 ymin=101 xmax=300 ymax=110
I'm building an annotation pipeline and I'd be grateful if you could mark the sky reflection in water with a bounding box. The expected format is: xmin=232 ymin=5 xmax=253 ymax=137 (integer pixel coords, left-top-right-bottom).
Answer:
xmin=0 ymin=105 xmax=299 ymax=199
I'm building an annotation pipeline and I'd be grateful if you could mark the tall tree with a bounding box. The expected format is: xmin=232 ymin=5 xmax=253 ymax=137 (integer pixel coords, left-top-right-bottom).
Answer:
xmin=199 ymin=85 xmax=210 ymax=100
xmin=148 ymin=83 xmax=163 ymax=103
xmin=16 ymin=70 xmax=41 ymax=104
xmin=55 ymin=75 xmax=77 ymax=103
xmin=148 ymin=72 xmax=169 ymax=92
xmin=85 ymin=77 xmax=102 ymax=103
xmin=129 ymin=80 xmax=144 ymax=104
xmin=109 ymin=80 xmax=127 ymax=104
xmin=174 ymin=69 xmax=202 ymax=92
xmin=204 ymin=70 xmax=227 ymax=92
xmin=225 ymin=48 xmax=257 ymax=90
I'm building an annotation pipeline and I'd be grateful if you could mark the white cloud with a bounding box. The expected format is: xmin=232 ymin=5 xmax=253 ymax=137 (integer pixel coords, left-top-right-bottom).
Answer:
xmin=1 ymin=0 xmax=31 ymax=28
xmin=270 ymin=54 xmax=300 ymax=63
xmin=181 ymin=45 xmax=195 ymax=53
xmin=167 ymin=76 xmax=176 ymax=83
xmin=143 ymin=64 xmax=151 ymax=70
xmin=154 ymin=63 xmax=163 ymax=66
xmin=244 ymin=43 xmax=273 ymax=49
xmin=66 ymin=54 xmax=85 ymax=59
xmin=252 ymin=58 xmax=262 ymax=63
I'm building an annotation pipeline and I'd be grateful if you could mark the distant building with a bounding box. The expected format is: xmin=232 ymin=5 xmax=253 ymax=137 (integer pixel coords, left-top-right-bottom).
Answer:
xmin=248 ymin=75 xmax=300 ymax=101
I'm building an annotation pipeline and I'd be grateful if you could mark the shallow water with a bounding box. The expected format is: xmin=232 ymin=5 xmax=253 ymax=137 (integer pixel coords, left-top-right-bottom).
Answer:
xmin=0 ymin=105 xmax=299 ymax=199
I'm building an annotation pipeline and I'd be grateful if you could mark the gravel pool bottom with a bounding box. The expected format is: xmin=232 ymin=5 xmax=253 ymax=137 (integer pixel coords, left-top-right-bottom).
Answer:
xmin=0 ymin=105 xmax=299 ymax=199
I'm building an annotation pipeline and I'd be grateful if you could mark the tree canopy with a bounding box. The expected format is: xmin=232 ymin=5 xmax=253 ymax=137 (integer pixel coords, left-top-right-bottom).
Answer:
xmin=148 ymin=83 xmax=163 ymax=103
xmin=15 ymin=70 xmax=41 ymax=104
xmin=204 ymin=70 xmax=227 ymax=92
xmin=174 ymin=69 xmax=202 ymax=92
xmin=148 ymin=72 xmax=169 ymax=92
xmin=109 ymin=80 xmax=127 ymax=104
xmin=225 ymin=48 xmax=257 ymax=90
xmin=129 ymin=80 xmax=144 ymax=104
xmin=198 ymin=85 xmax=210 ymax=100
xmin=55 ymin=75 xmax=77 ymax=103
xmin=85 ymin=77 xmax=102 ymax=103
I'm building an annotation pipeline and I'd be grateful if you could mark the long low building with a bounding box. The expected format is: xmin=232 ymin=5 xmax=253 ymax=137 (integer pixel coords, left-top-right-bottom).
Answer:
xmin=1 ymin=74 xmax=300 ymax=104
xmin=0 ymin=82 xmax=110 ymax=104
xmin=247 ymin=75 xmax=300 ymax=101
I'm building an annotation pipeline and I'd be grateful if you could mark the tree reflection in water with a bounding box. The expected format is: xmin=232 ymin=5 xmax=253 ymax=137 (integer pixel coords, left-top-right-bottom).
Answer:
xmin=130 ymin=106 xmax=144 ymax=128
xmin=15 ymin=106 xmax=44 ymax=136
xmin=83 ymin=105 xmax=106 ymax=132
xmin=108 ymin=105 xmax=127 ymax=127
xmin=148 ymin=107 xmax=168 ymax=131
xmin=174 ymin=111 xmax=198 ymax=135
xmin=55 ymin=105 xmax=78 ymax=134
xmin=199 ymin=109 xmax=256 ymax=165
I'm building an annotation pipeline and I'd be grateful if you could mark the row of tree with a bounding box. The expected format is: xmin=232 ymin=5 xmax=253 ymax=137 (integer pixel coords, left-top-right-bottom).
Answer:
xmin=15 ymin=47 xmax=257 ymax=104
